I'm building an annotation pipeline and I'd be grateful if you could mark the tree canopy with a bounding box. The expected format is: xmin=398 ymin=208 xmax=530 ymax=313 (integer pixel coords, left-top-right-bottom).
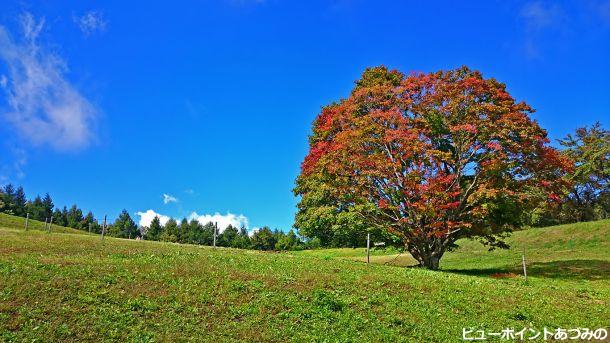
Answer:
xmin=295 ymin=66 xmax=571 ymax=269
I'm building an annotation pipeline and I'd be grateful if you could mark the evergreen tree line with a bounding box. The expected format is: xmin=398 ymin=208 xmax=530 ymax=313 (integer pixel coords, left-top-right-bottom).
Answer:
xmin=141 ymin=215 xmax=310 ymax=250
xmin=0 ymin=185 xmax=100 ymax=233
xmin=0 ymin=187 xmax=310 ymax=251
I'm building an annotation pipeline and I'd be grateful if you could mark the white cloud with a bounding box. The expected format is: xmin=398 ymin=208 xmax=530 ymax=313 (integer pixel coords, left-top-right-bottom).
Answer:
xmin=163 ymin=193 xmax=178 ymax=204
xmin=74 ymin=11 xmax=107 ymax=36
xmin=520 ymin=1 xmax=564 ymax=30
xmin=519 ymin=1 xmax=566 ymax=59
xmin=136 ymin=209 xmax=171 ymax=227
xmin=20 ymin=12 xmax=45 ymax=41
xmin=188 ymin=211 xmax=249 ymax=233
xmin=135 ymin=209 xmax=251 ymax=234
xmin=0 ymin=12 xmax=98 ymax=151
xmin=0 ymin=146 xmax=27 ymax=182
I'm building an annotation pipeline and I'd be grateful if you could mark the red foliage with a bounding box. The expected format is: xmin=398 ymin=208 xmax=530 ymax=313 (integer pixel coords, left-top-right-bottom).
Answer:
xmin=296 ymin=66 xmax=570 ymax=268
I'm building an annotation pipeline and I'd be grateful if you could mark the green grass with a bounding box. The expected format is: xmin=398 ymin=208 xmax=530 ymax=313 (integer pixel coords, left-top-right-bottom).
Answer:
xmin=294 ymin=220 xmax=610 ymax=281
xmin=0 ymin=215 xmax=608 ymax=342
xmin=0 ymin=212 xmax=91 ymax=235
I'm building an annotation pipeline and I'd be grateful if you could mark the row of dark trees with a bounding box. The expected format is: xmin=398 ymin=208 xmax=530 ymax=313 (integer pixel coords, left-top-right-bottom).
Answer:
xmin=0 ymin=185 xmax=99 ymax=231
xmin=141 ymin=215 xmax=308 ymax=250
xmin=0 ymin=187 xmax=309 ymax=251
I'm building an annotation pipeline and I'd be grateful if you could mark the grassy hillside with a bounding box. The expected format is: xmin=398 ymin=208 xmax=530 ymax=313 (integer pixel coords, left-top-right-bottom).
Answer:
xmin=0 ymin=216 xmax=608 ymax=342
xmin=294 ymin=220 xmax=610 ymax=281
xmin=0 ymin=212 xmax=90 ymax=235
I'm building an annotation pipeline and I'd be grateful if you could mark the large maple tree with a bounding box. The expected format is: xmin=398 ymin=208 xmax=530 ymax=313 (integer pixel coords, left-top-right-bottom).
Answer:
xmin=294 ymin=66 xmax=570 ymax=269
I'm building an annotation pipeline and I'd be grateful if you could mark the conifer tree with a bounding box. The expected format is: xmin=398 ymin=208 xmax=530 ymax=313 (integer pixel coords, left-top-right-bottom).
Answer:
xmin=161 ymin=218 xmax=179 ymax=242
xmin=145 ymin=216 xmax=163 ymax=240
xmin=113 ymin=209 xmax=139 ymax=238
xmin=42 ymin=193 xmax=54 ymax=219
xmin=13 ymin=186 xmax=27 ymax=216
xmin=2 ymin=184 xmax=16 ymax=215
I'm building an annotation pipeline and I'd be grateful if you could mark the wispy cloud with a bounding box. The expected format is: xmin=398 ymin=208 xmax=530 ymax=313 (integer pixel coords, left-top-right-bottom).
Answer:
xmin=73 ymin=11 xmax=107 ymax=36
xmin=598 ymin=0 xmax=610 ymax=25
xmin=519 ymin=1 xmax=566 ymax=59
xmin=0 ymin=146 xmax=27 ymax=183
xmin=163 ymin=193 xmax=178 ymax=204
xmin=228 ymin=0 xmax=267 ymax=7
xmin=0 ymin=12 xmax=98 ymax=151
xmin=521 ymin=1 xmax=564 ymax=30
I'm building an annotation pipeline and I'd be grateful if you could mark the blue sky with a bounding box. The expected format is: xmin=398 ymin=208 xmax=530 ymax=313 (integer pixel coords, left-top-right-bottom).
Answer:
xmin=0 ymin=1 xmax=609 ymax=231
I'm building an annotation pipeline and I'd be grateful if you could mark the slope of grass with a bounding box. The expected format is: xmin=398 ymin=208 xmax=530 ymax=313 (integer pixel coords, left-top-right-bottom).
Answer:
xmin=295 ymin=220 xmax=610 ymax=282
xmin=0 ymin=212 xmax=90 ymax=235
xmin=0 ymin=216 xmax=608 ymax=342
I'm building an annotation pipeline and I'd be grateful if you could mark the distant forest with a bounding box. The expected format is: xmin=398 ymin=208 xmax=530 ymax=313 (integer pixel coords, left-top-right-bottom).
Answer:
xmin=0 ymin=185 xmax=309 ymax=251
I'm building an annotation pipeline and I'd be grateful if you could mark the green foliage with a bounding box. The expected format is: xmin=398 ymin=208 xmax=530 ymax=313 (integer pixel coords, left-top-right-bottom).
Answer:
xmin=25 ymin=195 xmax=45 ymax=221
xmin=557 ymin=122 xmax=610 ymax=222
xmin=276 ymin=229 xmax=300 ymax=250
xmin=294 ymin=175 xmax=391 ymax=247
xmin=1 ymin=184 xmax=16 ymax=215
xmin=52 ymin=208 xmax=65 ymax=227
xmin=250 ymin=227 xmax=276 ymax=250
xmin=160 ymin=218 xmax=179 ymax=242
xmin=218 ymin=224 xmax=238 ymax=247
xmin=42 ymin=193 xmax=54 ymax=219
xmin=111 ymin=209 xmax=139 ymax=239
xmin=66 ymin=205 xmax=84 ymax=229
xmin=145 ymin=216 xmax=163 ymax=241
xmin=13 ymin=186 xmax=26 ymax=217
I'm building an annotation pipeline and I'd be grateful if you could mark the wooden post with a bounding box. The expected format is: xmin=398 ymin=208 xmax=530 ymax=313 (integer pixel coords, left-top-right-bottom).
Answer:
xmin=48 ymin=216 xmax=53 ymax=232
xmin=44 ymin=217 xmax=48 ymax=231
xmin=522 ymin=246 xmax=527 ymax=282
xmin=88 ymin=223 xmax=91 ymax=233
xmin=101 ymin=215 xmax=107 ymax=241
xmin=366 ymin=233 xmax=371 ymax=264
xmin=213 ymin=222 xmax=217 ymax=248
xmin=25 ymin=213 xmax=29 ymax=231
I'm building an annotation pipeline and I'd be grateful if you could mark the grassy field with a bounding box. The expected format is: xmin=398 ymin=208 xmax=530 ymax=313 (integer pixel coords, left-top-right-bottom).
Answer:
xmin=293 ymin=221 xmax=610 ymax=280
xmin=0 ymin=215 xmax=608 ymax=342
xmin=0 ymin=213 xmax=91 ymax=235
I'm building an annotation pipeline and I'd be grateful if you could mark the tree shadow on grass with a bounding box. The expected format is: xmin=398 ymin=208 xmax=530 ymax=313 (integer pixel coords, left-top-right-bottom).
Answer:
xmin=443 ymin=259 xmax=610 ymax=281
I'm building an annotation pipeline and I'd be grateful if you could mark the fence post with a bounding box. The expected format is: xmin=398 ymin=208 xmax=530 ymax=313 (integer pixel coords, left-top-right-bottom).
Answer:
xmin=522 ymin=246 xmax=528 ymax=282
xmin=25 ymin=213 xmax=29 ymax=231
xmin=48 ymin=216 xmax=53 ymax=232
xmin=88 ymin=223 xmax=91 ymax=233
xmin=213 ymin=222 xmax=217 ymax=248
xmin=366 ymin=233 xmax=371 ymax=264
xmin=101 ymin=215 xmax=107 ymax=241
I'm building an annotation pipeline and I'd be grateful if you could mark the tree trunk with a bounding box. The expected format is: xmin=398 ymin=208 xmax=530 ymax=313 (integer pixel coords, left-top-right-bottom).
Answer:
xmin=409 ymin=245 xmax=444 ymax=270
xmin=420 ymin=254 xmax=441 ymax=270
